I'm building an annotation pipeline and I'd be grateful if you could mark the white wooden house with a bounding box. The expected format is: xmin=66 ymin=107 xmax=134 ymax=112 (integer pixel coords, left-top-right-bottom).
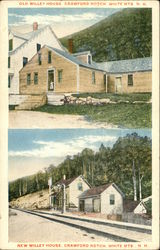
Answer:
xmin=8 ymin=22 xmax=65 ymax=105
xmin=51 ymin=175 xmax=91 ymax=210
xmin=79 ymin=183 xmax=125 ymax=215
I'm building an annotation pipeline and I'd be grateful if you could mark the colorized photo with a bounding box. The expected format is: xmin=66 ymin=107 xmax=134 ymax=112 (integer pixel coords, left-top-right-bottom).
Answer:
xmin=9 ymin=129 xmax=152 ymax=242
xmin=8 ymin=7 xmax=152 ymax=129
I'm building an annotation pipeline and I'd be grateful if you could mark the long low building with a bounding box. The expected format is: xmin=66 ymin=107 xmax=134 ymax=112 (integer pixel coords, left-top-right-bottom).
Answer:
xmin=96 ymin=57 xmax=152 ymax=93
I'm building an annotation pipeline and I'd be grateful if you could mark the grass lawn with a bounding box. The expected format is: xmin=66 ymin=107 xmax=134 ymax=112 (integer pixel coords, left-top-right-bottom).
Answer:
xmin=33 ymin=103 xmax=151 ymax=128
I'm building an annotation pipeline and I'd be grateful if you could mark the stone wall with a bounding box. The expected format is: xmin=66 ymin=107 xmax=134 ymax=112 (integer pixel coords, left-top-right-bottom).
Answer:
xmin=63 ymin=94 xmax=152 ymax=106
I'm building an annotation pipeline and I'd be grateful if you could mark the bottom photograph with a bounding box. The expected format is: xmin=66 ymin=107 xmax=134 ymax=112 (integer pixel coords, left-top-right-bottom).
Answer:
xmin=8 ymin=129 xmax=152 ymax=243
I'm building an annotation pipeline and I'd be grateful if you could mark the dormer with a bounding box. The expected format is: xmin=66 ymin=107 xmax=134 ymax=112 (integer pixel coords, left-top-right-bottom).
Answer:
xmin=73 ymin=51 xmax=92 ymax=65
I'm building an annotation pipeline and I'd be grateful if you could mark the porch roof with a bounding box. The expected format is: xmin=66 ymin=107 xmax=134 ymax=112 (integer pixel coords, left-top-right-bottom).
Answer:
xmin=79 ymin=183 xmax=125 ymax=199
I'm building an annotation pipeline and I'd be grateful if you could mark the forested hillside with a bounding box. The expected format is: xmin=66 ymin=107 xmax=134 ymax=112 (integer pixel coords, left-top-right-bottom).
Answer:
xmin=60 ymin=8 xmax=152 ymax=62
xmin=9 ymin=133 xmax=151 ymax=201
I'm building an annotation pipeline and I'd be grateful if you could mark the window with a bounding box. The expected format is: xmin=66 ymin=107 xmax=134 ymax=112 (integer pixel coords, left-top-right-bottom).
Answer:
xmin=48 ymin=51 xmax=52 ymax=63
xmin=23 ymin=57 xmax=28 ymax=67
xmin=38 ymin=53 xmax=41 ymax=65
xmin=88 ymin=55 xmax=91 ymax=64
xmin=8 ymin=57 xmax=10 ymax=68
xmin=92 ymin=71 xmax=96 ymax=84
xmin=110 ymin=194 xmax=115 ymax=205
xmin=58 ymin=70 xmax=63 ymax=83
xmin=77 ymin=182 xmax=83 ymax=191
xmin=37 ymin=44 xmax=41 ymax=52
xmin=8 ymin=75 xmax=11 ymax=88
xmin=128 ymin=74 xmax=133 ymax=86
xmin=34 ymin=72 xmax=38 ymax=84
xmin=27 ymin=73 xmax=31 ymax=85
xmin=9 ymin=39 xmax=13 ymax=51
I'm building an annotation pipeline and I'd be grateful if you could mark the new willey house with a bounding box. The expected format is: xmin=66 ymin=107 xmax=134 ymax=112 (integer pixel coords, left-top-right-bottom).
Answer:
xmin=8 ymin=22 xmax=152 ymax=109
xmin=50 ymin=175 xmax=125 ymax=215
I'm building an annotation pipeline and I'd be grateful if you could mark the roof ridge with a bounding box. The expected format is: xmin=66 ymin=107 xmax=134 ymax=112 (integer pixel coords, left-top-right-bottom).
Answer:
xmin=9 ymin=25 xmax=65 ymax=55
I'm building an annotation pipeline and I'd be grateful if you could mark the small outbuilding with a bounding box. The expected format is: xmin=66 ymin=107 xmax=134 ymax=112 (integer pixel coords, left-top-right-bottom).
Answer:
xmin=79 ymin=183 xmax=124 ymax=215
xmin=97 ymin=57 xmax=152 ymax=93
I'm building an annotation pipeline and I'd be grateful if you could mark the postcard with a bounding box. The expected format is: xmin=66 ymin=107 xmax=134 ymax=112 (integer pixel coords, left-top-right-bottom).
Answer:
xmin=0 ymin=0 xmax=159 ymax=250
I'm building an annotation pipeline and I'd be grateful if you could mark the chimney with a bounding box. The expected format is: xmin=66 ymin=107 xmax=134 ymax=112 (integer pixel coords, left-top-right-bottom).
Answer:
xmin=63 ymin=175 xmax=66 ymax=180
xmin=33 ymin=22 xmax=38 ymax=31
xmin=68 ymin=39 xmax=73 ymax=54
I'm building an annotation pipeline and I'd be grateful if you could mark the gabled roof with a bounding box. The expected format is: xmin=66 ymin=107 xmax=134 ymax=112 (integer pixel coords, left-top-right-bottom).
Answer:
xmin=79 ymin=183 xmax=124 ymax=199
xmin=123 ymin=200 xmax=139 ymax=212
xmin=46 ymin=45 xmax=105 ymax=72
xmin=96 ymin=57 xmax=152 ymax=74
xmin=73 ymin=51 xmax=91 ymax=56
xmin=54 ymin=175 xmax=91 ymax=188
xmin=55 ymin=176 xmax=77 ymax=187
xmin=9 ymin=25 xmax=65 ymax=55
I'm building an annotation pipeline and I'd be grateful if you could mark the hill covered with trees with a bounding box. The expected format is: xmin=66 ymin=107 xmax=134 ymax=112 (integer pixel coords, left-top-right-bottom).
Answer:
xmin=60 ymin=8 xmax=152 ymax=62
xmin=9 ymin=133 xmax=152 ymax=202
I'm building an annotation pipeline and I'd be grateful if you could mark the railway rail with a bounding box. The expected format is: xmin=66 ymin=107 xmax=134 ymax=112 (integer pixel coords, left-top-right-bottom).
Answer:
xmin=11 ymin=208 xmax=151 ymax=242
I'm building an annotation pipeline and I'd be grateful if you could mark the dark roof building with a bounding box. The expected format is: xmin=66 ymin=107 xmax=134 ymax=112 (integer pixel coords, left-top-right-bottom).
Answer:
xmin=96 ymin=57 xmax=152 ymax=74
xmin=79 ymin=183 xmax=125 ymax=199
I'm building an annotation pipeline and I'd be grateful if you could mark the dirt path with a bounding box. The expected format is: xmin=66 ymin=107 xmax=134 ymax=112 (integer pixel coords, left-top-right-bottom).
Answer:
xmin=9 ymin=111 xmax=117 ymax=129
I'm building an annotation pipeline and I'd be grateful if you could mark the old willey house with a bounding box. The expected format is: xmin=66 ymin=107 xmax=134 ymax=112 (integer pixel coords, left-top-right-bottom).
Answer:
xmin=8 ymin=22 xmax=152 ymax=109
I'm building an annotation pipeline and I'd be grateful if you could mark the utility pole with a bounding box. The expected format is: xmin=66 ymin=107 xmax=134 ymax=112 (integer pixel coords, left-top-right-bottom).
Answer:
xmin=62 ymin=184 xmax=66 ymax=214
xmin=48 ymin=177 xmax=52 ymax=208
xmin=132 ymin=159 xmax=137 ymax=201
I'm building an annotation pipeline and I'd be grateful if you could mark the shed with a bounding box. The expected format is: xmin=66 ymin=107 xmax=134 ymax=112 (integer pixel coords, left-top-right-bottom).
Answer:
xmin=79 ymin=183 xmax=124 ymax=215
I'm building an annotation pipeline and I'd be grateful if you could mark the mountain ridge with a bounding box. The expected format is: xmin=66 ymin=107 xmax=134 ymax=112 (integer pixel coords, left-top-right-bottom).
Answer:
xmin=60 ymin=8 xmax=152 ymax=62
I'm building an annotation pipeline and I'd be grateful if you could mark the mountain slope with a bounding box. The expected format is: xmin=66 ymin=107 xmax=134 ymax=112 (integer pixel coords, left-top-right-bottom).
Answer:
xmin=60 ymin=8 xmax=152 ymax=62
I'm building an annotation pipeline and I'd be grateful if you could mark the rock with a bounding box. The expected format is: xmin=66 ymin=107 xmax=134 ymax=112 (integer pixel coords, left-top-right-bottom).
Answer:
xmin=86 ymin=96 xmax=92 ymax=101
xmin=70 ymin=96 xmax=77 ymax=101
xmin=99 ymin=98 xmax=110 ymax=104
xmin=109 ymin=101 xmax=117 ymax=104
xmin=133 ymin=101 xmax=145 ymax=104
xmin=79 ymin=98 xmax=86 ymax=102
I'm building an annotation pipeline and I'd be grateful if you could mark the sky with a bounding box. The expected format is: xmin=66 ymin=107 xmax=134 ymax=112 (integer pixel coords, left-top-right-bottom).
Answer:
xmin=8 ymin=129 xmax=151 ymax=181
xmin=8 ymin=8 xmax=121 ymax=37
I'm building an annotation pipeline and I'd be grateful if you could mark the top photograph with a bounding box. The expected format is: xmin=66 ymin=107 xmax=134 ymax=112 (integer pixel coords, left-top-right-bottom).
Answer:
xmin=8 ymin=7 xmax=152 ymax=129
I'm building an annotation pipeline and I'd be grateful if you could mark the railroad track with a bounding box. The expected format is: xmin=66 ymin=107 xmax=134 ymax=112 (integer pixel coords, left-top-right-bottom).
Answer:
xmin=12 ymin=208 xmax=151 ymax=242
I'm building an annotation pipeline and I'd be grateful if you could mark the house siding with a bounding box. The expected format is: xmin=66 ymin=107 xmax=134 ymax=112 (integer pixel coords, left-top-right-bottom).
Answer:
xmin=75 ymin=54 xmax=88 ymax=64
xmin=19 ymin=47 xmax=77 ymax=94
xmin=101 ymin=185 xmax=123 ymax=215
xmin=9 ymin=26 xmax=65 ymax=102
xmin=108 ymin=71 xmax=152 ymax=93
xmin=79 ymin=67 xmax=105 ymax=93
xmin=68 ymin=176 xmax=90 ymax=208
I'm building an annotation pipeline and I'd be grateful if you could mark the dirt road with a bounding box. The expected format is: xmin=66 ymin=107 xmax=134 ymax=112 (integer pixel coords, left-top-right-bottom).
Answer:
xmin=9 ymin=111 xmax=117 ymax=129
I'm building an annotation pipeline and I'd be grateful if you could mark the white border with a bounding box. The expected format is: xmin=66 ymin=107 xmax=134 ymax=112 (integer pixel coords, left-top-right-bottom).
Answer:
xmin=0 ymin=1 xmax=159 ymax=249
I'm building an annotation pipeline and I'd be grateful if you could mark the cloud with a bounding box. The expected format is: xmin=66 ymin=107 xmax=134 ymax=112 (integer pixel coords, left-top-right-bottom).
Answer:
xmin=9 ymin=12 xmax=103 ymax=26
xmin=8 ymin=135 xmax=117 ymax=159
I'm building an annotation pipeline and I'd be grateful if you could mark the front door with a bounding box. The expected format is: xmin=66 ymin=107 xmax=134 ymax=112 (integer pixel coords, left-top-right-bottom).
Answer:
xmin=48 ymin=69 xmax=55 ymax=91
xmin=79 ymin=200 xmax=85 ymax=212
xmin=115 ymin=77 xmax=122 ymax=93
